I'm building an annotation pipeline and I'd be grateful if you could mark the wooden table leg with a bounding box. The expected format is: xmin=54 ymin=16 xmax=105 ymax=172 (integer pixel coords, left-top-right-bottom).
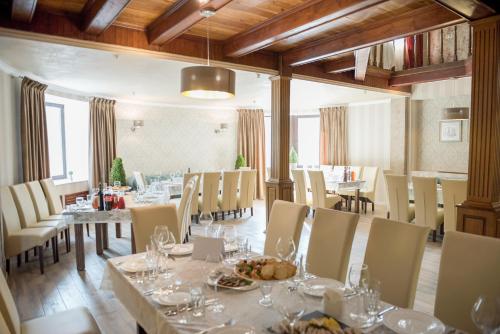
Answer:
xmin=354 ymin=189 xmax=360 ymax=214
xmin=102 ymin=223 xmax=109 ymax=250
xmin=74 ymin=224 xmax=85 ymax=271
xmin=115 ymin=223 xmax=122 ymax=238
xmin=131 ymin=224 xmax=136 ymax=254
xmin=95 ymin=223 xmax=103 ymax=255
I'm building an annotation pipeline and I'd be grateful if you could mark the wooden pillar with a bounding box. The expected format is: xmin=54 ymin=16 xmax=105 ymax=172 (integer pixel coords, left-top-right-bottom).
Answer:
xmin=457 ymin=15 xmax=500 ymax=238
xmin=265 ymin=69 xmax=294 ymax=222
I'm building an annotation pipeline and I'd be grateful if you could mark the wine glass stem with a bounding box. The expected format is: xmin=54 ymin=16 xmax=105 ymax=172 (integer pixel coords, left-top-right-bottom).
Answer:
xmin=204 ymin=226 xmax=208 ymax=237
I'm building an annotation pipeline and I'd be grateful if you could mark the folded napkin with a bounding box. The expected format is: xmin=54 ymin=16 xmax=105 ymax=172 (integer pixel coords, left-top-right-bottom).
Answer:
xmin=322 ymin=287 xmax=344 ymax=319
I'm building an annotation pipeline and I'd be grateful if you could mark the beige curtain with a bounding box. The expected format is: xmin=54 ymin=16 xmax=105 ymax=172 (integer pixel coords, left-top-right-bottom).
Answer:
xmin=90 ymin=98 xmax=117 ymax=188
xmin=237 ymin=109 xmax=266 ymax=199
xmin=20 ymin=78 xmax=50 ymax=182
xmin=319 ymin=106 xmax=348 ymax=165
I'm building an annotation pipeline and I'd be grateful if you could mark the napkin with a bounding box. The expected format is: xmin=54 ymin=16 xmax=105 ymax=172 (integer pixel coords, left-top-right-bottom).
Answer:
xmin=322 ymin=287 xmax=344 ymax=319
xmin=191 ymin=237 xmax=225 ymax=260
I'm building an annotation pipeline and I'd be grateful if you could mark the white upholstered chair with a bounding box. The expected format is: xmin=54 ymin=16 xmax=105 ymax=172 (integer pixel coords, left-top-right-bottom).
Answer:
xmin=291 ymin=169 xmax=311 ymax=207
xmin=359 ymin=166 xmax=379 ymax=213
xmin=364 ymin=217 xmax=430 ymax=308
xmin=306 ymin=208 xmax=359 ymax=283
xmin=199 ymin=172 xmax=221 ymax=218
xmin=264 ymin=200 xmax=307 ymax=258
xmin=0 ymin=266 xmax=100 ymax=334
xmin=382 ymin=169 xmax=394 ymax=218
xmin=412 ymin=176 xmax=444 ymax=241
xmin=384 ymin=174 xmax=414 ymax=223
xmin=441 ymin=179 xmax=467 ymax=233
xmin=183 ymin=172 xmax=201 ymax=220
xmin=133 ymin=171 xmax=146 ymax=191
xmin=434 ymin=231 xmax=500 ymax=334
xmin=218 ymin=171 xmax=240 ymax=220
xmin=39 ymin=178 xmax=63 ymax=215
xmin=307 ymin=170 xmax=341 ymax=214
xmin=178 ymin=176 xmax=197 ymax=243
xmin=0 ymin=187 xmax=57 ymax=274
xmin=237 ymin=170 xmax=257 ymax=217
xmin=130 ymin=204 xmax=180 ymax=253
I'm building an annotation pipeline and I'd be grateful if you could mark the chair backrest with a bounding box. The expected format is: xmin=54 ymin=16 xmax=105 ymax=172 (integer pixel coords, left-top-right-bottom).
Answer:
xmin=264 ymin=200 xmax=307 ymax=258
xmin=291 ymin=169 xmax=307 ymax=205
xmin=361 ymin=166 xmax=379 ymax=193
xmin=40 ymin=178 xmax=63 ymax=215
xmin=350 ymin=166 xmax=363 ymax=181
xmin=435 ymin=231 xmax=500 ymax=334
xmin=183 ymin=173 xmax=201 ymax=215
xmin=133 ymin=171 xmax=146 ymax=191
xmin=9 ymin=184 xmax=38 ymax=228
xmin=306 ymin=208 xmax=359 ymax=282
xmin=441 ymin=179 xmax=467 ymax=233
xmin=238 ymin=170 xmax=257 ymax=209
xmin=308 ymin=170 xmax=327 ymax=209
xmin=200 ymin=172 xmax=220 ymax=213
xmin=0 ymin=268 xmax=20 ymax=334
xmin=412 ymin=176 xmax=439 ymax=230
xmin=178 ymin=176 xmax=197 ymax=241
xmin=385 ymin=174 xmax=411 ymax=222
xmin=130 ymin=204 xmax=180 ymax=253
xmin=0 ymin=187 xmax=22 ymax=236
xmin=26 ymin=181 xmax=51 ymax=220
xmin=364 ymin=217 xmax=430 ymax=308
xmin=219 ymin=171 xmax=240 ymax=211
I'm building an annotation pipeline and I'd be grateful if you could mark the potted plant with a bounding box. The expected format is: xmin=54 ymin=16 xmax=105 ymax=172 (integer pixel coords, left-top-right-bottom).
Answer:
xmin=235 ymin=154 xmax=247 ymax=169
xmin=289 ymin=146 xmax=298 ymax=169
xmin=109 ymin=157 xmax=127 ymax=186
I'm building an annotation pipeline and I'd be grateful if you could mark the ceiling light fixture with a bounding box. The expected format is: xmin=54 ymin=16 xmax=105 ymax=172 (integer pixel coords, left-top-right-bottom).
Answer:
xmin=180 ymin=7 xmax=235 ymax=99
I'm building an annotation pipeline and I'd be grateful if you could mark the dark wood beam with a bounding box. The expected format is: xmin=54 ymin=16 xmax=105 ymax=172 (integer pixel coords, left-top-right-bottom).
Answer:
xmin=366 ymin=66 xmax=391 ymax=80
xmin=434 ymin=0 xmax=497 ymax=20
xmin=224 ymin=0 xmax=387 ymax=57
xmin=389 ymin=58 xmax=472 ymax=86
xmin=283 ymin=3 xmax=465 ymax=66
xmin=11 ymin=0 xmax=37 ymax=23
xmin=147 ymin=0 xmax=233 ymax=45
xmin=81 ymin=0 xmax=131 ymax=35
xmin=323 ymin=54 xmax=355 ymax=73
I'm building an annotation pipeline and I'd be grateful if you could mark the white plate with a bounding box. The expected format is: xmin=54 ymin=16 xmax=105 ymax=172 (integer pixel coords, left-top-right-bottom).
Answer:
xmin=383 ymin=309 xmax=445 ymax=334
xmin=207 ymin=274 xmax=259 ymax=291
xmin=120 ymin=259 xmax=148 ymax=273
xmin=301 ymin=278 xmax=344 ymax=297
xmin=171 ymin=243 xmax=193 ymax=256
xmin=206 ymin=325 xmax=255 ymax=334
xmin=152 ymin=291 xmax=191 ymax=306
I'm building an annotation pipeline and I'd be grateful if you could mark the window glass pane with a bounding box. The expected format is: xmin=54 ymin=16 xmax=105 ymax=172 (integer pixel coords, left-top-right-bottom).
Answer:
xmin=46 ymin=104 xmax=65 ymax=178
xmin=297 ymin=117 xmax=320 ymax=167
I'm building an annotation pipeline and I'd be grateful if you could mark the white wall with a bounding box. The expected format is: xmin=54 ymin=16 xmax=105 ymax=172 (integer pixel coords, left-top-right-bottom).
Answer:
xmin=115 ymin=102 xmax=238 ymax=177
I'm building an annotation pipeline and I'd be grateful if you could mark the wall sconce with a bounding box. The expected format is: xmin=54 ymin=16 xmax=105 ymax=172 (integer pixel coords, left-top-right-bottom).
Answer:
xmin=214 ymin=123 xmax=228 ymax=134
xmin=131 ymin=120 xmax=144 ymax=132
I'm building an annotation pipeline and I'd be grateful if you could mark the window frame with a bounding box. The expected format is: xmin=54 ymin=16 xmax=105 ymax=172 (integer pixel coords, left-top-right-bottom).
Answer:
xmin=45 ymin=102 xmax=67 ymax=180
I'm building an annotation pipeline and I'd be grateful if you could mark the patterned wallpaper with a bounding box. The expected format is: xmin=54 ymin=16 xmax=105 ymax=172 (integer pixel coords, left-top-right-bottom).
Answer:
xmin=115 ymin=102 xmax=238 ymax=176
xmin=390 ymin=97 xmax=406 ymax=174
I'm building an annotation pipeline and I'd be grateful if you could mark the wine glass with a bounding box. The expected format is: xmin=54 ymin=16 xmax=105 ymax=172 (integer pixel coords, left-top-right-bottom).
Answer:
xmin=205 ymin=253 xmax=225 ymax=313
xmin=259 ymin=282 xmax=273 ymax=307
xmin=199 ymin=212 xmax=213 ymax=237
xmin=276 ymin=237 xmax=296 ymax=261
xmin=273 ymin=284 xmax=306 ymax=332
xmin=348 ymin=263 xmax=369 ymax=294
xmin=472 ymin=296 xmax=500 ymax=334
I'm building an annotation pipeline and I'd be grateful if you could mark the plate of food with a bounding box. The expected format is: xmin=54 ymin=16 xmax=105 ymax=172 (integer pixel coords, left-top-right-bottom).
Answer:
xmin=207 ymin=272 xmax=258 ymax=291
xmin=270 ymin=311 xmax=357 ymax=334
xmin=234 ymin=257 xmax=296 ymax=281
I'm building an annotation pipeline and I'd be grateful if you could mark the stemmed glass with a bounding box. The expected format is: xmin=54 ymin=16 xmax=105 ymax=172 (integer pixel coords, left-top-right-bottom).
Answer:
xmin=199 ymin=212 xmax=213 ymax=237
xmin=276 ymin=237 xmax=296 ymax=261
xmin=273 ymin=284 xmax=306 ymax=332
xmin=205 ymin=253 xmax=225 ymax=313
xmin=471 ymin=296 xmax=500 ymax=334
xmin=259 ymin=282 xmax=273 ymax=307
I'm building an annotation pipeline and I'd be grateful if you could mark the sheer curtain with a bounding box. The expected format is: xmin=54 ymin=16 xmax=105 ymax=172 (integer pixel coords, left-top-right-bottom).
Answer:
xmin=237 ymin=109 xmax=266 ymax=199
xmin=319 ymin=106 xmax=348 ymax=166
xmin=20 ymin=77 xmax=50 ymax=181
xmin=90 ymin=98 xmax=116 ymax=188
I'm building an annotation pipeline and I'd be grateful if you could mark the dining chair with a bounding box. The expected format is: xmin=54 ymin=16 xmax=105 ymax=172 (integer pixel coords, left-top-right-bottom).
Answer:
xmin=384 ymin=174 xmax=414 ymax=223
xmin=39 ymin=178 xmax=63 ymax=215
xmin=218 ymin=171 xmax=240 ymax=220
xmin=306 ymin=208 xmax=359 ymax=283
xmin=183 ymin=172 xmax=202 ymax=222
xmin=0 ymin=187 xmax=57 ymax=274
xmin=237 ymin=170 xmax=257 ymax=217
xmin=337 ymin=166 xmax=363 ymax=209
xmin=434 ymin=231 xmax=500 ymax=334
xmin=364 ymin=217 xmax=430 ymax=308
xmin=382 ymin=169 xmax=394 ymax=218
xmin=0 ymin=266 xmax=101 ymax=334
xmin=26 ymin=181 xmax=70 ymax=252
xmin=291 ymin=169 xmax=311 ymax=208
xmin=263 ymin=200 xmax=308 ymax=258
xmin=130 ymin=204 xmax=180 ymax=253
xmin=412 ymin=176 xmax=444 ymax=241
xmin=133 ymin=171 xmax=146 ymax=191
xmin=307 ymin=170 xmax=341 ymax=215
xmin=178 ymin=176 xmax=197 ymax=243
xmin=359 ymin=166 xmax=379 ymax=213
xmin=199 ymin=172 xmax=221 ymax=219
xmin=441 ymin=179 xmax=467 ymax=233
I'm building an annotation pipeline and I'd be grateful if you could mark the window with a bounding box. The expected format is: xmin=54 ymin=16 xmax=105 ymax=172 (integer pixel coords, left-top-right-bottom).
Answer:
xmin=297 ymin=116 xmax=320 ymax=167
xmin=45 ymin=95 xmax=90 ymax=182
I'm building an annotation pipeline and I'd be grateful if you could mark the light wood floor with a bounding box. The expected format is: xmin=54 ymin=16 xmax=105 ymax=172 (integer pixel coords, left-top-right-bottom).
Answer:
xmin=6 ymin=200 xmax=442 ymax=333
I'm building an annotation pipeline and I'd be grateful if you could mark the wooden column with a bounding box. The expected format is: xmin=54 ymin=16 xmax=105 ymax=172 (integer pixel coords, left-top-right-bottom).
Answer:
xmin=265 ymin=72 xmax=294 ymax=221
xmin=457 ymin=15 xmax=500 ymax=238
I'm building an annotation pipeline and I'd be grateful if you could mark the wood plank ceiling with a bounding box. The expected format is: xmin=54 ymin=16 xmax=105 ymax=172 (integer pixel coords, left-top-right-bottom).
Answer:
xmin=2 ymin=0 xmax=499 ymax=92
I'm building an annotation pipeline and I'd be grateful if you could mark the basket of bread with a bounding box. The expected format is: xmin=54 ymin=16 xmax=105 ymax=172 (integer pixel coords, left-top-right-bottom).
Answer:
xmin=234 ymin=257 xmax=297 ymax=281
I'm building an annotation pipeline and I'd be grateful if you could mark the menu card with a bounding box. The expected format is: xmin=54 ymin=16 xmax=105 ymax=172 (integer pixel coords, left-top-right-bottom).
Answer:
xmin=191 ymin=237 xmax=225 ymax=260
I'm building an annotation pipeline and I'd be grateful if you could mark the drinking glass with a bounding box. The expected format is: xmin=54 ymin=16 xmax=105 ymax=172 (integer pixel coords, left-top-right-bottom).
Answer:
xmin=348 ymin=263 xmax=369 ymax=293
xmin=86 ymin=195 xmax=92 ymax=206
xmin=209 ymin=224 xmax=223 ymax=238
xmin=76 ymin=197 xmax=85 ymax=208
xmin=276 ymin=237 xmax=296 ymax=261
xmin=205 ymin=253 xmax=225 ymax=313
xmin=273 ymin=284 xmax=306 ymax=332
xmin=190 ymin=285 xmax=205 ymax=318
xmin=363 ymin=278 xmax=381 ymax=326
xmin=472 ymin=296 xmax=500 ymax=334
xmin=259 ymin=282 xmax=273 ymax=307
xmin=223 ymin=225 xmax=238 ymax=249
xmin=199 ymin=212 xmax=213 ymax=237
xmin=145 ymin=244 xmax=157 ymax=281
xmin=113 ymin=181 xmax=121 ymax=188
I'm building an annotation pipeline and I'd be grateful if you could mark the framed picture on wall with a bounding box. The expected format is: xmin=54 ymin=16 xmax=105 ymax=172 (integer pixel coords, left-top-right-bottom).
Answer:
xmin=440 ymin=120 xmax=462 ymax=142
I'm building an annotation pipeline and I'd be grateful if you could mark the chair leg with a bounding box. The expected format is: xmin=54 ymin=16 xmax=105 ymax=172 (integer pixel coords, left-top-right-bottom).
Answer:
xmin=432 ymin=230 xmax=437 ymax=242
xmin=6 ymin=258 xmax=10 ymax=274
xmin=222 ymin=212 xmax=225 ymax=220
xmin=51 ymin=237 xmax=58 ymax=263
xmin=372 ymin=201 xmax=375 ymax=211
xmin=60 ymin=231 xmax=64 ymax=239
xmin=34 ymin=247 xmax=37 ymax=256
xmin=136 ymin=323 xmax=147 ymax=334
xmin=86 ymin=223 xmax=90 ymax=237
xmin=46 ymin=240 xmax=49 ymax=248
xmin=386 ymin=212 xmax=390 ymax=219
xmin=38 ymin=246 xmax=44 ymax=274
xmin=312 ymin=209 xmax=315 ymax=218
xmin=233 ymin=210 xmax=237 ymax=219
xmin=188 ymin=225 xmax=192 ymax=236
xmin=251 ymin=207 xmax=254 ymax=216
xmin=240 ymin=209 xmax=242 ymax=218
xmin=66 ymin=228 xmax=71 ymax=252
xmin=17 ymin=254 xmax=21 ymax=267
xmin=25 ymin=250 xmax=29 ymax=263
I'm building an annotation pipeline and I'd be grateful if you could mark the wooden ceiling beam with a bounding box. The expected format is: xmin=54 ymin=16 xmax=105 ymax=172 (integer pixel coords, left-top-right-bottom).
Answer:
xmin=81 ymin=0 xmax=131 ymax=35
xmin=433 ymin=0 xmax=497 ymax=20
xmin=224 ymin=0 xmax=387 ymax=57
xmin=11 ymin=0 xmax=37 ymax=23
xmin=389 ymin=58 xmax=472 ymax=86
xmin=283 ymin=3 xmax=465 ymax=67
xmin=147 ymin=0 xmax=233 ymax=45
xmin=323 ymin=54 xmax=355 ymax=73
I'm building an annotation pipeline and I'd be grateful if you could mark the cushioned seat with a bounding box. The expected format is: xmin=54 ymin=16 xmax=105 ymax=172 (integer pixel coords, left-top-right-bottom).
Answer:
xmin=5 ymin=227 xmax=57 ymax=256
xmin=20 ymin=306 xmax=100 ymax=334
xmin=27 ymin=219 xmax=67 ymax=231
